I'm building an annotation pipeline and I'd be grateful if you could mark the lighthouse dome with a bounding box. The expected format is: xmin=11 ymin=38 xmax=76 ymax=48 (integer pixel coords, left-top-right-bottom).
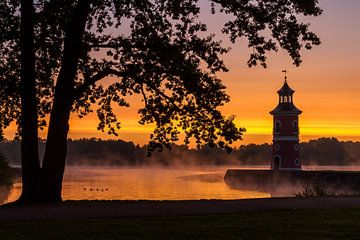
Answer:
xmin=277 ymin=81 xmax=295 ymax=95
xmin=270 ymin=80 xmax=302 ymax=115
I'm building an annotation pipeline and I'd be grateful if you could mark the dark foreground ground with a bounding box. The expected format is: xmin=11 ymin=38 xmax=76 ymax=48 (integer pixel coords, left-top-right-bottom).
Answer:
xmin=1 ymin=196 xmax=360 ymax=220
xmin=0 ymin=197 xmax=360 ymax=239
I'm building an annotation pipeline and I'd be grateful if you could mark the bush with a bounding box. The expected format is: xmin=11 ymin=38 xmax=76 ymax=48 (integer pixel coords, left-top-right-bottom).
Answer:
xmin=295 ymin=184 xmax=334 ymax=197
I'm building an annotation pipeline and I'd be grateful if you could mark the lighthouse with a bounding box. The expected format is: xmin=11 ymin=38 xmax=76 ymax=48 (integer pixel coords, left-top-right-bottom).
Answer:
xmin=270 ymin=72 xmax=302 ymax=171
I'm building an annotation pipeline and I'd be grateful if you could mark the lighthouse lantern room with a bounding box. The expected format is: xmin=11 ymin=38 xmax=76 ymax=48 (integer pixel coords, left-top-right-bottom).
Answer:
xmin=270 ymin=72 xmax=302 ymax=171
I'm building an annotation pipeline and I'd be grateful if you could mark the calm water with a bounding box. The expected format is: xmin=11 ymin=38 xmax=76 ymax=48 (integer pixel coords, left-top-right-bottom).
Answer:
xmin=3 ymin=165 xmax=360 ymax=204
xmin=1 ymin=166 xmax=271 ymax=204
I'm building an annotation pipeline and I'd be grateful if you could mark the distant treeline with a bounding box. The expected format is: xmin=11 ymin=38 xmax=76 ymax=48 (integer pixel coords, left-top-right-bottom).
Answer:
xmin=0 ymin=137 xmax=359 ymax=166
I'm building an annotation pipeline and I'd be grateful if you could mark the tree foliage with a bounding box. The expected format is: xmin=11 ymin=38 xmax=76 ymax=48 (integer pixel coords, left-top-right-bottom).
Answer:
xmin=0 ymin=0 xmax=321 ymax=151
xmin=3 ymin=138 xmax=356 ymax=167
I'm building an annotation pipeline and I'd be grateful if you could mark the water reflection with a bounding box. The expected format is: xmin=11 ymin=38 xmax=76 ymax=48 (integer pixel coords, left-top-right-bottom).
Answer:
xmin=4 ymin=165 xmax=357 ymax=204
xmin=0 ymin=185 xmax=13 ymax=204
xmin=2 ymin=166 xmax=270 ymax=204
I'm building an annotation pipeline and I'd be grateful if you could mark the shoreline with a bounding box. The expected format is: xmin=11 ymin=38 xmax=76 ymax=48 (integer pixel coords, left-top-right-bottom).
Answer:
xmin=1 ymin=196 xmax=360 ymax=221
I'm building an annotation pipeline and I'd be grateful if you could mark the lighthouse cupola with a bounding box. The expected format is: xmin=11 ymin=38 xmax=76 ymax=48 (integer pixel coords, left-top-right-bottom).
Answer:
xmin=270 ymin=73 xmax=302 ymax=171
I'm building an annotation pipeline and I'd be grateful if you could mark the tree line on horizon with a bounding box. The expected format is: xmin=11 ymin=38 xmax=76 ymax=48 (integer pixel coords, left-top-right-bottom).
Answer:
xmin=1 ymin=137 xmax=359 ymax=167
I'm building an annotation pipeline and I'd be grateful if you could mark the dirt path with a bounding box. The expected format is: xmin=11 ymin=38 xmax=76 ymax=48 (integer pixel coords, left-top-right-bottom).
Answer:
xmin=0 ymin=196 xmax=359 ymax=221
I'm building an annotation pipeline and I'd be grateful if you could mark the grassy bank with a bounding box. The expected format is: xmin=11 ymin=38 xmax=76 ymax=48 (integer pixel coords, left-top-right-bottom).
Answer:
xmin=1 ymin=207 xmax=359 ymax=240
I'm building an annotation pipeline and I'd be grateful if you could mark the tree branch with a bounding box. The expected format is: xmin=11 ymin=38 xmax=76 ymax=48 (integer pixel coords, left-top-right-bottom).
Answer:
xmin=140 ymin=83 xmax=148 ymax=108
xmin=88 ymin=44 xmax=121 ymax=49
xmin=75 ymin=67 xmax=181 ymax=112
xmin=74 ymin=67 xmax=123 ymax=99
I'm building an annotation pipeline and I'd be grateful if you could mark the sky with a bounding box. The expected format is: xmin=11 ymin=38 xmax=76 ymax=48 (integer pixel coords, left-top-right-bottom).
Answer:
xmin=5 ymin=0 xmax=360 ymax=146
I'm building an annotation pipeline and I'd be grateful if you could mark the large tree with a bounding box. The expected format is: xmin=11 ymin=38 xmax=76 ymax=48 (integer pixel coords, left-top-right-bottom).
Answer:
xmin=0 ymin=0 xmax=321 ymax=203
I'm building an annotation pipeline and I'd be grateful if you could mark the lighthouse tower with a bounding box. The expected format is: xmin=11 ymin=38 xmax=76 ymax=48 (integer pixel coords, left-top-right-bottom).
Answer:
xmin=270 ymin=73 xmax=302 ymax=171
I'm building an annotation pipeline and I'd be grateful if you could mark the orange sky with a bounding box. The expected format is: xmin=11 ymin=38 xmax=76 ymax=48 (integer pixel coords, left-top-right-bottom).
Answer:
xmin=4 ymin=0 xmax=360 ymax=146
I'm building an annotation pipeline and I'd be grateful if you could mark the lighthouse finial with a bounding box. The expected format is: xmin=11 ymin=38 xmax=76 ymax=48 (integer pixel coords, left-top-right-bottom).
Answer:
xmin=282 ymin=69 xmax=288 ymax=82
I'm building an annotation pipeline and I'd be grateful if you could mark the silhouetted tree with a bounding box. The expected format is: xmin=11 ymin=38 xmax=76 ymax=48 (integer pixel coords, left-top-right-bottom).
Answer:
xmin=236 ymin=143 xmax=272 ymax=165
xmin=0 ymin=0 xmax=321 ymax=203
xmin=19 ymin=0 xmax=42 ymax=203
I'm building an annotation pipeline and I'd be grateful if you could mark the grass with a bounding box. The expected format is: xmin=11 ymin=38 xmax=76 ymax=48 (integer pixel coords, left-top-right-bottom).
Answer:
xmin=1 ymin=208 xmax=360 ymax=240
xmin=295 ymin=184 xmax=334 ymax=197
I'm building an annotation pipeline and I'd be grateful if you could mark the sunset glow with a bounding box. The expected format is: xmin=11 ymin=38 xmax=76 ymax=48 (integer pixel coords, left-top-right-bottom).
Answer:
xmin=3 ymin=0 xmax=360 ymax=146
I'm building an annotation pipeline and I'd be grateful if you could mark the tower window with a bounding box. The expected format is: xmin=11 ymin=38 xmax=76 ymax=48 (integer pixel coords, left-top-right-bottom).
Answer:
xmin=294 ymin=144 xmax=299 ymax=151
xmin=289 ymin=96 xmax=292 ymax=102
xmin=284 ymin=96 xmax=288 ymax=103
xmin=295 ymin=159 xmax=300 ymax=166
xmin=275 ymin=144 xmax=280 ymax=151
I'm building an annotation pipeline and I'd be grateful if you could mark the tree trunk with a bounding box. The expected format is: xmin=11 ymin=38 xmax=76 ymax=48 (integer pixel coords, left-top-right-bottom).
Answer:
xmin=18 ymin=0 xmax=41 ymax=203
xmin=39 ymin=0 xmax=91 ymax=203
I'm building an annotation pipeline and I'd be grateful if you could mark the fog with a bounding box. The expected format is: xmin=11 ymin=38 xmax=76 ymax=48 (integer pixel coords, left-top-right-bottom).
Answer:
xmin=1 ymin=137 xmax=360 ymax=204
xmin=225 ymin=165 xmax=360 ymax=198
xmin=2 ymin=164 xmax=360 ymax=205
xmin=1 ymin=137 xmax=360 ymax=167
xmin=1 ymin=166 xmax=271 ymax=204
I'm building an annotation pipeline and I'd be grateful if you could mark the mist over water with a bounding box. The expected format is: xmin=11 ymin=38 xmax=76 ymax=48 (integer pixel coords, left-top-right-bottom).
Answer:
xmin=2 ymin=166 xmax=270 ymax=204
xmin=2 ymin=165 xmax=360 ymax=205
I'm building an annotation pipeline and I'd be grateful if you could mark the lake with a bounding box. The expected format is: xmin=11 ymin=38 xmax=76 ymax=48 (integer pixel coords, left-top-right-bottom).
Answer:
xmin=3 ymin=165 xmax=360 ymax=205
xmin=1 ymin=166 xmax=271 ymax=204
